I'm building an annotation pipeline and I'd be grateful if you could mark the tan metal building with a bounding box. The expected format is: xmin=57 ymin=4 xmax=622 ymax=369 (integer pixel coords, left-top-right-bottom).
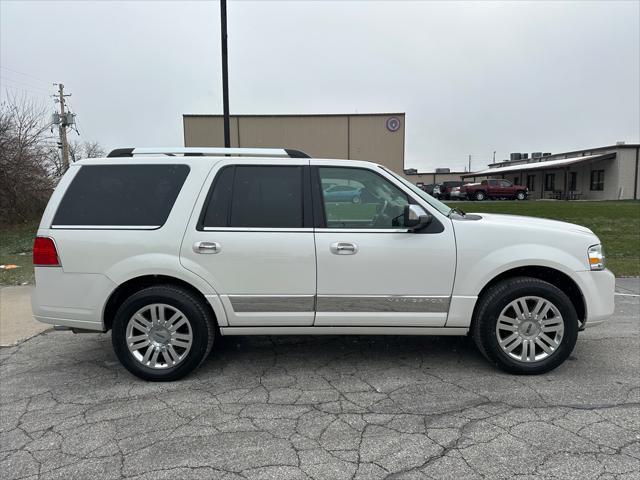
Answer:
xmin=183 ymin=113 xmax=406 ymax=174
xmin=462 ymin=144 xmax=640 ymax=200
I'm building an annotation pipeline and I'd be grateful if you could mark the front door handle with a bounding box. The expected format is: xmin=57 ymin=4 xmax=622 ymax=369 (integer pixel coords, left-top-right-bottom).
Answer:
xmin=330 ymin=242 xmax=358 ymax=255
xmin=193 ymin=241 xmax=221 ymax=254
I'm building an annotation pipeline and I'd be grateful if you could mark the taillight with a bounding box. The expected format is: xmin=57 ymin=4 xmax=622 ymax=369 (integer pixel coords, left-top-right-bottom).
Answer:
xmin=33 ymin=237 xmax=60 ymax=266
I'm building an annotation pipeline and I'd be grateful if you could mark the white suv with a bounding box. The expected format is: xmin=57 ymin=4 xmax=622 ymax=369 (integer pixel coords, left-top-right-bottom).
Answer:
xmin=32 ymin=147 xmax=615 ymax=380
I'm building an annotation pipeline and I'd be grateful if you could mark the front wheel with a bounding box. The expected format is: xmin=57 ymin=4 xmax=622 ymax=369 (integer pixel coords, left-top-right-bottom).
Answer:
xmin=471 ymin=277 xmax=578 ymax=374
xmin=516 ymin=191 xmax=527 ymax=201
xmin=111 ymin=285 xmax=216 ymax=381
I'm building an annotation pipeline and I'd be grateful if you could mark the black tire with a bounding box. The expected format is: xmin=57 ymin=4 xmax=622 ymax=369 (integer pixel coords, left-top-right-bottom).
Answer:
xmin=111 ymin=285 xmax=215 ymax=381
xmin=475 ymin=191 xmax=486 ymax=201
xmin=516 ymin=191 xmax=527 ymax=201
xmin=471 ymin=277 xmax=578 ymax=375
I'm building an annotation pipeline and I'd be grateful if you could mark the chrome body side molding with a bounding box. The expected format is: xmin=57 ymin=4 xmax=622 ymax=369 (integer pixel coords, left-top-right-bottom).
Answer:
xmin=226 ymin=295 xmax=451 ymax=313
xmin=316 ymin=295 xmax=450 ymax=313
xmin=229 ymin=295 xmax=315 ymax=313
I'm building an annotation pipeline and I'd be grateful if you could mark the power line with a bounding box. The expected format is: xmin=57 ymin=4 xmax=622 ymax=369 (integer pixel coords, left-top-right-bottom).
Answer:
xmin=0 ymin=75 xmax=51 ymax=94
xmin=0 ymin=66 xmax=50 ymax=85
xmin=1 ymin=84 xmax=50 ymax=100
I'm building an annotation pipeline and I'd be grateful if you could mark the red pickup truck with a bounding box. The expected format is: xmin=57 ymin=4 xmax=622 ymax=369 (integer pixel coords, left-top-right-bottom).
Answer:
xmin=461 ymin=179 xmax=528 ymax=201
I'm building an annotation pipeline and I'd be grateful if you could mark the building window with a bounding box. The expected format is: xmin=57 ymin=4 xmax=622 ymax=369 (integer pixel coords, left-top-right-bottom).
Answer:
xmin=590 ymin=170 xmax=604 ymax=191
xmin=526 ymin=175 xmax=535 ymax=192
xmin=544 ymin=173 xmax=555 ymax=191
xmin=569 ymin=172 xmax=578 ymax=191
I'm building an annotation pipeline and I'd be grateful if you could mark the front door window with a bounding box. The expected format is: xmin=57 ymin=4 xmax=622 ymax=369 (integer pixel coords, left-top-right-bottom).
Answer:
xmin=318 ymin=167 xmax=409 ymax=229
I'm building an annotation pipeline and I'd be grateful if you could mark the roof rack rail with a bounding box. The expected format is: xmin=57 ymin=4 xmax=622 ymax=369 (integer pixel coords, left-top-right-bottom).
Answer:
xmin=106 ymin=147 xmax=311 ymax=159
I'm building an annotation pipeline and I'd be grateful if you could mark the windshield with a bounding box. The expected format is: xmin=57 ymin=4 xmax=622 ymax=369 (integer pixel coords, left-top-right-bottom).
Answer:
xmin=381 ymin=167 xmax=453 ymax=216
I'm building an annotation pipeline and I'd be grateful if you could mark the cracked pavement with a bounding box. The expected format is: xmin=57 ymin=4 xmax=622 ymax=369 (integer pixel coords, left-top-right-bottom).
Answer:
xmin=1 ymin=284 xmax=638 ymax=479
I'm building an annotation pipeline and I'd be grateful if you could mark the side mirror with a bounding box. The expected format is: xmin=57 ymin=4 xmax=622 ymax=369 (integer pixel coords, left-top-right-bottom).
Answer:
xmin=404 ymin=204 xmax=432 ymax=231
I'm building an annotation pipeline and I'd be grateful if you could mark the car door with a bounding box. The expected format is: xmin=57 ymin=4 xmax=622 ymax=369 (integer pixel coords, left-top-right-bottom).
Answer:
xmin=311 ymin=162 xmax=456 ymax=327
xmin=498 ymin=179 xmax=514 ymax=197
xmin=180 ymin=159 xmax=316 ymax=326
xmin=484 ymin=179 xmax=497 ymax=196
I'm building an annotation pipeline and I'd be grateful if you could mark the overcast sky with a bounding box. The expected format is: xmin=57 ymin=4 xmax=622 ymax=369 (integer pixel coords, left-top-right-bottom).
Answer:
xmin=1 ymin=0 xmax=638 ymax=171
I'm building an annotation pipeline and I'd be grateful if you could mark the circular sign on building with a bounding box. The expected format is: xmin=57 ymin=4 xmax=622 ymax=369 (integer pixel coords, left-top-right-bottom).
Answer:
xmin=386 ymin=116 xmax=401 ymax=132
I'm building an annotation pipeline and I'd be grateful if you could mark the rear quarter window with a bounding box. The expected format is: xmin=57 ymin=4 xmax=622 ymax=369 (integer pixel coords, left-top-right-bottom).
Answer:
xmin=52 ymin=164 xmax=190 ymax=228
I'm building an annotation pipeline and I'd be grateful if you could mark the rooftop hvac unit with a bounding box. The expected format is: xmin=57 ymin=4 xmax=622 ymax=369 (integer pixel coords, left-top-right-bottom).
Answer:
xmin=510 ymin=152 xmax=521 ymax=161
xmin=532 ymin=152 xmax=543 ymax=158
xmin=404 ymin=168 xmax=418 ymax=175
xmin=435 ymin=168 xmax=450 ymax=173
xmin=522 ymin=153 xmax=529 ymax=159
xmin=543 ymin=152 xmax=552 ymax=156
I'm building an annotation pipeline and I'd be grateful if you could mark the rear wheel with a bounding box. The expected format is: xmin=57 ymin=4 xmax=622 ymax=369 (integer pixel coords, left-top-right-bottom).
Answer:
xmin=472 ymin=277 xmax=578 ymax=374
xmin=112 ymin=285 xmax=215 ymax=381
xmin=475 ymin=191 xmax=486 ymax=201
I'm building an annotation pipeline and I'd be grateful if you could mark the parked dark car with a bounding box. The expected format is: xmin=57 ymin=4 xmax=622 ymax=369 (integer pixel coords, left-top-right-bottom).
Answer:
xmin=434 ymin=181 xmax=464 ymax=200
xmin=461 ymin=179 xmax=528 ymax=201
xmin=419 ymin=183 xmax=436 ymax=195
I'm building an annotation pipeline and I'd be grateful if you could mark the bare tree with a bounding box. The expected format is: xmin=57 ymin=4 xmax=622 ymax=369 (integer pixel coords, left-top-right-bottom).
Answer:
xmin=82 ymin=141 xmax=105 ymax=159
xmin=68 ymin=140 xmax=106 ymax=163
xmin=0 ymin=94 xmax=58 ymax=223
xmin=0 ymin=93 xmax=107 ymax=223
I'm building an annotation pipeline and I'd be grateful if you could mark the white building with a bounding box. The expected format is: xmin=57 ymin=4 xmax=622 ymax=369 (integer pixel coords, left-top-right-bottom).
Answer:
xmin=462 ymin=144 xmax=640 ymax=200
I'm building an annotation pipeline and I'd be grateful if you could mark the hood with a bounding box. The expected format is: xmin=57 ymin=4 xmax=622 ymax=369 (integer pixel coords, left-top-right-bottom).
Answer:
xmin=470 ymin=213 xmax=595 ymax=236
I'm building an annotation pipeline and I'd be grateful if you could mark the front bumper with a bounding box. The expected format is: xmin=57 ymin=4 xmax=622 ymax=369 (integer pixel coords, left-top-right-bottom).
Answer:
xmin=574 ymin=269 xmax=616 ymax=328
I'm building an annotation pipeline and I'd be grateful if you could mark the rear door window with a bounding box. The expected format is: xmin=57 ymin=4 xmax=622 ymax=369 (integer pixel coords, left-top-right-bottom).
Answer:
xmin=201 ymin=165 xmax=304 ymax=229
xmin=52 ymin=164 xmax=189 ymax=228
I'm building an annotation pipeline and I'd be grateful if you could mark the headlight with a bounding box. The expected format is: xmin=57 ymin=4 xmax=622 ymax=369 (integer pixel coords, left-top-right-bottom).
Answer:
xmin=588 ymin=244 xmax=605 ymax=271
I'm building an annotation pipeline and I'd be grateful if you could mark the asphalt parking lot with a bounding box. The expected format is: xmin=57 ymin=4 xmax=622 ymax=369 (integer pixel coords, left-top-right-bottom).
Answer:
xmin=1 ymin=280 xmax=638 ymax=480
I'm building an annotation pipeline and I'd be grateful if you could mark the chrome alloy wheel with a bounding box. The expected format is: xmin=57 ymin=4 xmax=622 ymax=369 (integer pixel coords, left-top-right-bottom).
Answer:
xmin=495 ymin=296 xmax=564 ymax=363
xmin=125 ymin=303 xmax=193 ymax=369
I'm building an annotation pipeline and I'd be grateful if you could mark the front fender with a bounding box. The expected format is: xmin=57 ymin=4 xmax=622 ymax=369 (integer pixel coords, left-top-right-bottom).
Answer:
xmin=453 ymin=243 xmax=586 ymax=297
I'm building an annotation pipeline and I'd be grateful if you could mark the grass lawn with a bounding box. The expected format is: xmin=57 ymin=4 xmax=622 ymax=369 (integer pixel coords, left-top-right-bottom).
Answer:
xmin=0 ymin=221 xmax=39 ymax=286
xmin=0 ymin=200 xmax=638 ymax=285
xmin=450 ymin=200 xmax=640 ymax=276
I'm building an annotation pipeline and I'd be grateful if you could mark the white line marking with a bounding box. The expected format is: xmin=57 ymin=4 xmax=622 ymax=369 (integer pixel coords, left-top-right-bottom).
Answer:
xmin=615 ymin=293 xmax=640 ymax=297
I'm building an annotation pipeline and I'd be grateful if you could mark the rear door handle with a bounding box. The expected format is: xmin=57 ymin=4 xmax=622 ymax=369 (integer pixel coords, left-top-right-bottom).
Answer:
xmin=193 ymin=241 xmax=221 ymax=254
xmin=330 ymin=242 xmax=358 ymax=255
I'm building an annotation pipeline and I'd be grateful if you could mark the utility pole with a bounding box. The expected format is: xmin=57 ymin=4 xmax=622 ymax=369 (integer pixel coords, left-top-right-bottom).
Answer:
xmin=468 ymin=154 xmax=472 ymax=173
xmin=220 ymin=0 xmax=231 ymax=148
xmin=493 ymin=151 xmax=496 ymax=163
xmin=55 ymin=83 xmax=71 ymax=171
